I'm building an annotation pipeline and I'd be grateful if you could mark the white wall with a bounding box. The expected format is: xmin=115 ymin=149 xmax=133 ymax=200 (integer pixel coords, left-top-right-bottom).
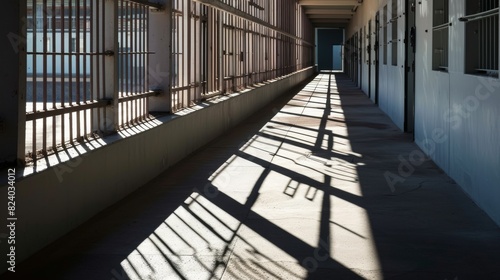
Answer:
xmin=0 ymin=67 xmax=314 ymax=273
xmin=415 ymin=0 xmax=500 ymax=225
xmin=347 ymin=0 xmax=405 ymax=130
xmin=347 ymin=0 xmax=500 ymax=226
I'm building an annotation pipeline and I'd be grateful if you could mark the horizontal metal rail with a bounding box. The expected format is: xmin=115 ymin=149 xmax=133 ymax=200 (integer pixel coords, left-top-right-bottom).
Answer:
xmin=126 ymin=0 xmax=163 ymax=10
xmin=249 ymin=1 xmax=265 ymax=11
xmin=433 ymin=22 xmax=451 ymax=31
xmin=476 ymin=68 xmax=499 ymax=73
xmin=459 ymin=7 xmax=499 ymax=22
xmin=26 ymin=100 xmax=110 ymax=121
xmin=27 ymin=51 xmax=155 ymax=56
xmin=118 ymin=90 xmax=161 ymax=103
xmin=389 ymin=16 xmax=399 ymax=23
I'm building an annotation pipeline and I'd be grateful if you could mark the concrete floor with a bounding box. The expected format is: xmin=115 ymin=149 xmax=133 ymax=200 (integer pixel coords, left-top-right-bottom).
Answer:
xmin=7 ymin=73 xmax=500 ymax=279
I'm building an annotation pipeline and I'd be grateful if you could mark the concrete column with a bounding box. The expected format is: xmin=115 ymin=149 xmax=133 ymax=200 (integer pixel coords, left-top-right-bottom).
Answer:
xmin=92 ymin=0 xmax=118 ymax=134
xmin=104 ymin=0 xmax=119 ymax=132
xmin=0 ymin=1 xmax=26 ymax=167
xmin=148 ymin=0 xmax=172 ymax=112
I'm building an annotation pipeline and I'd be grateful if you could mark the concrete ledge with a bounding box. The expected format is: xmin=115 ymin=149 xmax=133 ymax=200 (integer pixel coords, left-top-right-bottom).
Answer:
xmin=0 ymin=67 xmax=314 ymax=272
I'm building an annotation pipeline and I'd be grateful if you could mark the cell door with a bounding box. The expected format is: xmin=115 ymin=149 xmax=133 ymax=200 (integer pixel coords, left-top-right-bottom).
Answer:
xmin=374 ymin=12 xmax=380 ymax=105
xmin=368 ymin=20 xmax=372 ymax=98
xmin=405 ymin=0 xmax=416 ymax=133
xmin=332 ymin=45 xmax=343 ymax=70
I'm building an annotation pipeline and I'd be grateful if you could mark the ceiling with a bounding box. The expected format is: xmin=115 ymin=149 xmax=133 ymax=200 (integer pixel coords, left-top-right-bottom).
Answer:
xmin=299 ymin=0 xmax=363 ymax=28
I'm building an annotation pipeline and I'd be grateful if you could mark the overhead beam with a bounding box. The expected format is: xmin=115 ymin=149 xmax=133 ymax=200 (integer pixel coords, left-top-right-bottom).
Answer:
xmin=308 ymin=14 xmax=353 ymax=19
xmin=313 ymin=24 xmax=348 ymax=28
xmin=299 ymin=0 xmax=362 ymax=6
xmin=304 ymin=9 xmax=354 ymax=15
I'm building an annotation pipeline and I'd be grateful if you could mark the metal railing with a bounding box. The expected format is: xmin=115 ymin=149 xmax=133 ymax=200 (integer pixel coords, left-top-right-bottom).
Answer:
xmin=170 ymin=0 xmax=313 ymax=112
xmin=462 ymin=0 xmax=498 ymax=76
xmin=26 ymin=0 xmax=105 ymax=159
xmin=25 ymin=0 xmax=157 ymax=161
xmin=118 ymin=0 xmax=152 ymax=127
xmin=23 ymin=0 xmax=314 ymax=162
xmin=432 ymin=0 xmax=450 ymax=71
xmin=391 ymin=0 xmax=398 ymax=66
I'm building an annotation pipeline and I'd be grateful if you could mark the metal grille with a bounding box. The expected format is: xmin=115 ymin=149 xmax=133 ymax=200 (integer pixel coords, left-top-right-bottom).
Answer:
xmin=462 ymin=0 xmax=499 ymax=77
xmin=170 ymin=0 xmax=313 ymax=112
xmin=23 ymin=0 xmax=314 ymax=161
xmin=26 ymin=0 xmax=105 ymax=160
xmin=391 ymin=0 xmax=398 ymax=66
xmin=171 ymin=0 xmax=203 ymax=111
xmin=383 ymin=5 xmax=387 ymax=65
xmin=118 ymin=0 xmax=151 ymax=127
xmin=25 ymin=0 xmax=155 ymax=162
xmin=432 ymin=0 xmax=449 ymax=71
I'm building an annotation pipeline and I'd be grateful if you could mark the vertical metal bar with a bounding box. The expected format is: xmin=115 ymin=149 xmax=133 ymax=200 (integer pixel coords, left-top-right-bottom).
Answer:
xmin=194 ymin=3 xmax=197 ymax=98
xmin=134 ymin=2 xmax=138 ymax=122
xmin=142 ymin=4 xmax=146 ymax=94
xmin=486 ymin=0 xmax=489 ymax=70
xmin=119 ymin=0 xmax=123 ymax=125
xmin=144 ymin=4 xmax=148 ymax=120
xmin=173 ymin=7 xmax=177 ymax=110
xmin=145 ymin=4 xmax=150 ymax=101
xmin=481 ymin=1 xmax=485 ymax=69
xmin=140 ymin=3 xmax=144 ymax=121
xmin=96 ymin=0 xmax=101 ymax=131
xmin=69 ymin=0 xmax=73 ymax=107
xmin=124 ymin=0 xmax=128 ymax=100
xmin=60 ymin=0 xmax=66 ymax=145
xmin=32 ymin=0 xmax=37 ymax=158
xmin=139 ymin=3 xmax=148 ymax=121
xmin=76 ymin=0 xmax=81 ymax=140
xmin=83 ymin=0 xmax=88 ymax=137
xmin=126 ymin=1 xmax=130 ymax=123
xmin=68 ymin=0 xmax=75 ymax=142
xmin=487 ymin=1 xmax=490 ymax=70
xmin=187 ymin=0 xmax=191 ymax=104
xmin=181 ymin=0 xmax=185 ymax=106
xmin=52 ymin=0 xmax=57 ymax=149
xmin=124 ymin=1 xmax=128 ymax=124
xmin=218 ymin=10 xmax=223 ymax=92
xmin=496 ymin=13 xmax=498 ymax=71
xmin=487 ymin=0 xmax=490 ymax=70
xmin=129 ymin=2 xmax=134 ymax=123
xmin=42 ymin=0 xmax=48 ymax=154
xmin=89 ymin=0 xmax=94 ymax=136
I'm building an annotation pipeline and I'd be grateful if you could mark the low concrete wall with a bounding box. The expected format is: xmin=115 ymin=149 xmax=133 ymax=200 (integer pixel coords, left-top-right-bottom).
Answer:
xmin=0 ymin=67 xmax=314 ymax=272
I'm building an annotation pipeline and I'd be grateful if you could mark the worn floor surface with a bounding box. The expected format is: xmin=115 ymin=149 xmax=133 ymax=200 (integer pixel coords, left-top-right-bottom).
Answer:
xmin=7 ymin=73 xmax=500 ymax=280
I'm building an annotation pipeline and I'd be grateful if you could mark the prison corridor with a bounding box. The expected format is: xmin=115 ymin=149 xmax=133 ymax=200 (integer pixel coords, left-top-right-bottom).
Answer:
xmin=4 ymin=73 xmax=498 ymax=279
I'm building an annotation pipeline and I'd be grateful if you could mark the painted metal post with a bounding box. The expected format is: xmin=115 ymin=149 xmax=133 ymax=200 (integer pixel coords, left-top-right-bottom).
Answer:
xmin=148 ymin=0 xmax=171 ymax=112
xmin=92 ymin=0 xmax=118 ymax=134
